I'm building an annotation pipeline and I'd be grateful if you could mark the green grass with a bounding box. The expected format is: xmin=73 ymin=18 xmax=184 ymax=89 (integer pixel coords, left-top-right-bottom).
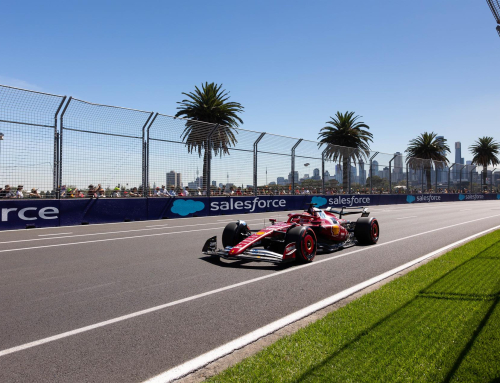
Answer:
xmin=208 ymin=230 xmax=500 ymax=383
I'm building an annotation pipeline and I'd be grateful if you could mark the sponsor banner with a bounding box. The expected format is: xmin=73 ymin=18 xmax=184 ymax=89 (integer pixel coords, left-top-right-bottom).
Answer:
xmin=0 ymin=193 xmax=498 ymax=230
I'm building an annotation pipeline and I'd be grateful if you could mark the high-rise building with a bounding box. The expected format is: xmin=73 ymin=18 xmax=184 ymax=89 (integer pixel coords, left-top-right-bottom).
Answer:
xmin=277 ymin=177 xmax=286 ymax=185
xmin=324 ymin=170 xmax=331 ymax=181
xmin=166 ymin=171 xmax=182 ymax=188
xmin=311 ymin=168 xmax=321 ymax=180
xmin=288 ymin=171 xmax=299 ymax=184
xmin=335 ymin=164 xmax=343 ymax=183
xmin=393 ymin=152 xmax=403 ymax=182
xmin=372 ymin=160 xmax=379 ymax=178
xmin=358 ymin=160 xmax=366 ymax=185
xmin=350 ymin=165 xmax=357 ymax=184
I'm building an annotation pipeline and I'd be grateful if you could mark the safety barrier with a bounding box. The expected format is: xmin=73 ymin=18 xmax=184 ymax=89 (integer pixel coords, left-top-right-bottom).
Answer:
xmin=1 ymin=193 xmax=499 ymax=231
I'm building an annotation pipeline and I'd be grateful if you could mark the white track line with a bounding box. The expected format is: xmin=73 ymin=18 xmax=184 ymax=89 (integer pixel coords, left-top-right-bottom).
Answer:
xmin=38 ymin=232 xmax=73 ymax=237
xmin=143 ymin=223 xmax=500 ymax=383
xmin=1 ymin=215 xmax=499 ymax=359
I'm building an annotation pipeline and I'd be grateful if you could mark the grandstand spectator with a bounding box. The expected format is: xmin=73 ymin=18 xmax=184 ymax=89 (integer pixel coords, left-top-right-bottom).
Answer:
xmin=183 ymin=186 xmax=190 ymax=196
xmin=67 ymin=188 xmax=77 ymax=198
xmin=130 ymin=187 xmax=139 ymax=197
xmin=236 ymin=187 xmax=242 ymax=196
xmin=112 ymin=187 xmax=121 ymax=198
xmin=96 ymin=185 xmax=105 ymax=197
xmin=29 ymin=188 xmax=41 ymax=198
xmin=15 ymin=185 xmax=24 ymax=198
xmin=154 ymin=187 xmax=162 ymax=197
xmin=87 ymin=185 xmax=96 ymax=198
xmin=168 ymin=186 xmax=176 ymax=197
xmin=60 ymin=185 xmax=67 ymax=198
xmin=0 ymin=185 xmax=8 ymax=198
xmin=161 ymin=185 xmax=168 ymax=196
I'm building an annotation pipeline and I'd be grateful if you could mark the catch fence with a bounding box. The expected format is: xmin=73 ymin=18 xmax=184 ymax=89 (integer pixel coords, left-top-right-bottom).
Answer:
xmin=0 ymin=83 xmax=499 ymax=198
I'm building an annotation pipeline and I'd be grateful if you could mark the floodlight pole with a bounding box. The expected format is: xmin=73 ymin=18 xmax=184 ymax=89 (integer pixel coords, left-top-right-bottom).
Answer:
xmin=369 ymin=152 xmax=378 ymax=194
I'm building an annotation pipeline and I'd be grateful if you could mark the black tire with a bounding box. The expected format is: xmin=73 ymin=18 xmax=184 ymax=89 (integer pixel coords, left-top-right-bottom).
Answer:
xmin=222 ymin=222 xmax=250 ymax=248
xmin=354 ymin=217 xmax=379 ymax=245
xmin=286 ymin=226 xmax=317 ymax=263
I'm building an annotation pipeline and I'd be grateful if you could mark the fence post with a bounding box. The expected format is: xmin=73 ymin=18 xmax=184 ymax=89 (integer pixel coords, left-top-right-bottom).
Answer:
xmin=448 ymin=163 xmax=456 ymax=192
xmin=253 ymin=133 xmax=266 ymax=196
xmin=58 ymin=97 xmax=72 ymax=199
xmin=406 ymin=163 xmax=409 ymax=193
xmin=291 ymin=139 xmax=302 ymax=195
xmin=141 ymin=112 xmax=155 ymax=197
xmin=206 ymin=124 xmax=219 ymax=196
xmin=491 ymin=169 xmax=497 ymax=192
xmin=388 ymin=154 xmax=397 ymax=194
xmin=321 ymin=146 xmax=329 ymax=194
xmin=369 ymin=152 xmax=378 ymax=194
xmin=470 ymin=165 xmax=477 ymax=193
xmin=53 ymin=96 xmax=66 ymax=194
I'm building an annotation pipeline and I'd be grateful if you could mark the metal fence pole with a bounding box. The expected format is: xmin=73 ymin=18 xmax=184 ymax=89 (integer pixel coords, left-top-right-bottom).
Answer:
xmin=448 ymin=163 xmax=456 ymax=192
xmin=369 ymin=152 xmax=378 ymax=194
xmin=421 ymin=163 xmax=424 ymax=192
xmin=459 ymin=165 xmax=465 ymax=192
xmin=470 ymin=165 xmax=476 ymax=193
xmin=491 ymin=168 xmax=497 ymax=192
xmin=321 ymin=147 xmax=329 ymax=194
xmin=291 ymin=139 xmax=302 ymax=195
xmin=406 ymin=163 xmax=409 ymax=193
xmin=53 ymin=96 xmax=66 ymax=193
xmin=253 ymin=133 xmax=266 ymax=196
xmin=206 ymin=124 xmax=220 ymax=196
xmin=388 ymin=154 xmax=397 ymax=194
xmin=143 ymin=112 xmax=157 ymax=197
xmin=58 ymin=97 xmax=72 ymax=199
xmin=434 ymin=161 xmax=438 ymax=192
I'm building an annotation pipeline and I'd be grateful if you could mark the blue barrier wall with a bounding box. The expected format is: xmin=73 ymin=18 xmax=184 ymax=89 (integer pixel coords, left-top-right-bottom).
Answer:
xmin=1 ymin=193 xmax=499 ymax=231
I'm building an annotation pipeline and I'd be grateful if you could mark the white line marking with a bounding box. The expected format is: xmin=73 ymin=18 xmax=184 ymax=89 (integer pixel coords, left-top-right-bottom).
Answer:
xmin=396 ymin=216 xmax=418 ymax=220
xmin=0 ymin=227 xmax=226 ymax=254
xmin=38 ymin=232 xmax=73 ymax=237
xmin=146 ymin=225 xmax=169 ymax=228
xmin=143 ymin=223 xmax=500 ymax=383
xmin=1 ymin=215 xmax=499 ymax=359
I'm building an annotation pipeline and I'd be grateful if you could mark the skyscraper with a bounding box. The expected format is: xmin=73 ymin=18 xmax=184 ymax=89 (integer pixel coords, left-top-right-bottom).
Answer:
xmin=358 ymin=160 xmax=366 ymax=185
xmin=394 ymin=152 xmax=403 ymax=182
xmin=372 ymin=160 xmax=379 ymax=178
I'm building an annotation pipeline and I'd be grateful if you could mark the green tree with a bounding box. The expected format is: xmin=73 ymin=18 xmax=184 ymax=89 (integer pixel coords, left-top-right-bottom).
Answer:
xmin=318 ymin=112 xmax=373 ymax=191
xmin=469 ymin=136 xmax=500 ymax=190
xmin=175 ymin=82 xmax=244 ymax=191
xmin=405 ymin=132 xmax=450 ymax=191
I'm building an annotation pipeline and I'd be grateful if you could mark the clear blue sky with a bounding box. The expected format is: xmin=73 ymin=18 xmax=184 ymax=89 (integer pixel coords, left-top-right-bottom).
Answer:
xmin=2 ymin=0 xmax=499 ymax=164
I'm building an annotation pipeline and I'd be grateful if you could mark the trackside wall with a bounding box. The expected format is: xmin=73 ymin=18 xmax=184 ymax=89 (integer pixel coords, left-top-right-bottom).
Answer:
xmin=0 ymin=194 xmax=499 ymax=231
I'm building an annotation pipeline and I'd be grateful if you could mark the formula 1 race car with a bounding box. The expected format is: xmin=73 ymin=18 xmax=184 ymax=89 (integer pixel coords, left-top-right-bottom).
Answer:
xmin=202 ymin=204 xmax=379 ymax=264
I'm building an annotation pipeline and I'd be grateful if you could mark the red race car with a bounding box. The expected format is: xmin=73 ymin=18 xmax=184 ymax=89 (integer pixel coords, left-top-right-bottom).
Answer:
xmin=202 ymin=203 xmax=379 ymax=264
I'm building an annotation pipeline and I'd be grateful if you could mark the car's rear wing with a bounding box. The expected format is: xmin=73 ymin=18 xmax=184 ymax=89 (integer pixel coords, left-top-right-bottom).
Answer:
xmin=325 ymin=206 xmax=370 ymax=219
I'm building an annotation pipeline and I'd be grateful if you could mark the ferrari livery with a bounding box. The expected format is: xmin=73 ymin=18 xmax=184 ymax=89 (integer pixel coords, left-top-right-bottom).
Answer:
xmin=202 ymin=204 xmax=380 ymax=264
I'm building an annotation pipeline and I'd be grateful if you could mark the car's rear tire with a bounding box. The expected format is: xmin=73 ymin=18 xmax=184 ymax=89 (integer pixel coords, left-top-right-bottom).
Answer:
xmin=222 ymin=222 xmax=250 ymax=248
xmin=354 ymin=217 xmax=379 ymax=245
xmin=286 ymin=226 xmax=317 ymax=263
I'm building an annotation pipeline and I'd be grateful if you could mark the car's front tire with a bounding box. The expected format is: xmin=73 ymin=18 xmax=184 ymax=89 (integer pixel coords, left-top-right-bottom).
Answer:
xmin=286 ymin=226 xmax=317 ymax=263
xmin=222 ymin=221 xmax=250 ymax=248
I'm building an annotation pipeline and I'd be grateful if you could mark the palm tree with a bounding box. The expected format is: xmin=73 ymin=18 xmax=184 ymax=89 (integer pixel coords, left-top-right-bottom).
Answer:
xmin=405 ymin=132 xmax=450 ymax=191
xmin=318 ymin=111 xmax=373 ymax=191
xmin=469 ymin=136 xmax=500 ymax=190
xmin=175 ymin=82 xmax=244 ymax=191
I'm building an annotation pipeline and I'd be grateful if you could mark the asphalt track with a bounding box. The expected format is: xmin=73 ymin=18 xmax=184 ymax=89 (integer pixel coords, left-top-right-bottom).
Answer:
xmin=1 ymin=200 xmax=500 ymax=382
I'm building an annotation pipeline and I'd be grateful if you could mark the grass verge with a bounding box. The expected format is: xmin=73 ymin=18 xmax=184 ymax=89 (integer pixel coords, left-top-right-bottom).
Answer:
xmin=207 ymin=230 xmax=500 ymax=383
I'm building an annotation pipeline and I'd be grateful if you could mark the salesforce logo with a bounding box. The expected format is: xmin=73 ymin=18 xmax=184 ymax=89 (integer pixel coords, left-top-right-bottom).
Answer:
xmin=171 ymin=200 xmax=205 ymax=216
xmin=210 ymin=197 xmax=286 ymax=213
xmin=458 ymin=194 xmax=465 ymax=201
xmin=1 ymin=207 xmax=59 ymax=221
xmin=406 ymin=195 xmax=416 ymax=203
xmin=497 ymin=194 xmax=500 ymax=200
xmin=311 ymin=196 xmax=327 ymax=207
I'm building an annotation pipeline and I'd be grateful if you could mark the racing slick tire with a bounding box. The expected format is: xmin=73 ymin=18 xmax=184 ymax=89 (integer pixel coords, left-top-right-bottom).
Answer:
xmin=222 ymin=222 xmax=250 ymax=248
xmin=354 ymin=217 xmax=379 ymax=245
xmin=286 ymin=226 xmax=317 ymax=263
